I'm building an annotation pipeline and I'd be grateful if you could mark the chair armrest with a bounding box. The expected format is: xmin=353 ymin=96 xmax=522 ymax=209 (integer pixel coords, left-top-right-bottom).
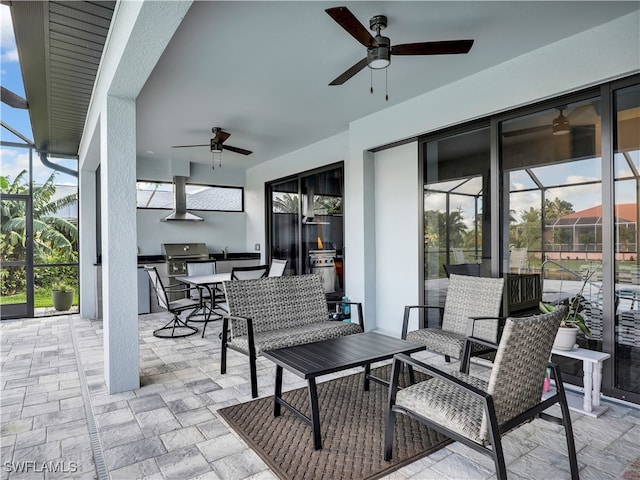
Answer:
xmin=328 ymin=301 xmax=365 ymax=330
xmin=391 ymin=353 xmax=489 ymax=400
xmin=460 ymin=318 xmax=504 ymax=374
xmin=165 ymin=284 xmax=193 ymax=294
xmin=401 ymin=305 xmax=444 ymax=339
xmin=466 ymin=316 xmax=508 ymax=340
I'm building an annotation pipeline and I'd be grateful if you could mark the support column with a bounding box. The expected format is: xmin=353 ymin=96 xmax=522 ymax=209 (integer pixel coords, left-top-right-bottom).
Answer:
xmin=78 ymin=168 xmax=97 ymax=319
xmin=101 ymin=95 xmax=139 ymax=393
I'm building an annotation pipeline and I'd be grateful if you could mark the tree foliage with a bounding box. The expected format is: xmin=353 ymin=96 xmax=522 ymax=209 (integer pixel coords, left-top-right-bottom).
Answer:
xmin=1 ymin=170 xmax=78 ymax=295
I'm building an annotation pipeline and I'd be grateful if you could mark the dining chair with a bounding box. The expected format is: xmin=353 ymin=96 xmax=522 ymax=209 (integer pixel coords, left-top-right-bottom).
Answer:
xmin=231 ymin=264 xmax=269 ymax=280
xmin=267 ymin=258 xmax=288 ymax=277
xmin=385 ymin=305 xmax=578 ymax=480
xmin=186 ymin=259 xmax=217 ymax=301
xmin=145 ymin=266 xmax=199 ymax=338
xmin=402 ymin=274 xmax=505 ymax=364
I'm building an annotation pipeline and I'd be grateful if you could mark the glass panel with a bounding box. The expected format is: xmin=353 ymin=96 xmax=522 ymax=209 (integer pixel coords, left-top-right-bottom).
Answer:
xmin=614 ymin=83 xmax=640 ymax=395
xmin=423 ymin=125 xmax=490 ymax=327
xmin=0 ymin=195 xmax=27 ymax=310
xmin=502 ymin=97 xmax=603 ymax=378
xmin=136 ymin=181 xmax=243 ymax=211
xmin=302 ymin=168 xmax=344 ymax=298
xmin=271 ymin=178 xmax=299 ymax=274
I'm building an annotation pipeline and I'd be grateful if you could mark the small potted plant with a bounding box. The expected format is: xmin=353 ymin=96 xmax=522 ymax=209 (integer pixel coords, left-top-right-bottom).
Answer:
xmin=52 ymin=282 xmax=75 ymax=311
xmin=539 ymin=268 xmax=595 ymax=350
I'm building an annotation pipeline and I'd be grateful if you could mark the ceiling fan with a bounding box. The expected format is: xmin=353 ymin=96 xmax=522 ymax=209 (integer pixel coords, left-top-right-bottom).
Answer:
xmin=326 ymin=6 xmax=474 ymax=88
xmin=172 ymin=128 xmax=252 ymax=169
xmin=502 ymin=105 xmax=595 ymax=138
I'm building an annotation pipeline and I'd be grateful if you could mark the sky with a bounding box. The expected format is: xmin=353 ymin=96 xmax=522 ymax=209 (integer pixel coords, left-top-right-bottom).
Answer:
xmin=0 ymin=4 xmax=77 ymax=187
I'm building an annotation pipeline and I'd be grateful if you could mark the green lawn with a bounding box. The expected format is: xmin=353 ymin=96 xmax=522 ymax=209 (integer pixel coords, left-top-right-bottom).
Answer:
xmin=0 ymin=288 xmax=79 ymax=308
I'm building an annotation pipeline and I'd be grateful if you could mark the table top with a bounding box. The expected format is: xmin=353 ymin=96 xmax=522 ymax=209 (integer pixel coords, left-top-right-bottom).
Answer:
xmin=175 ymin=273 xmax=231 ymax=286
xmin=551 ymin=346 xmax=611 ymax=362
xmin=261 ymin=332 xmax=425 ymax=379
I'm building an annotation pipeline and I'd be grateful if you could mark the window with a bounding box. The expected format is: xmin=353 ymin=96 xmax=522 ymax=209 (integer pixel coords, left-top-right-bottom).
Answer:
xmin=136 ymin=181 xmax=243 ymax=212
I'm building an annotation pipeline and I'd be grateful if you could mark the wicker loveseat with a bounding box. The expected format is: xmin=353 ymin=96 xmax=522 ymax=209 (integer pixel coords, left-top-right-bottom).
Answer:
xmin=220 ymin=273 xmax=364 ymax=397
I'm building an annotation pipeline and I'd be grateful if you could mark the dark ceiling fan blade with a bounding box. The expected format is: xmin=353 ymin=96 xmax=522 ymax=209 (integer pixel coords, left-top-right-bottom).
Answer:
xmin=171 ymin=144 xmax=210 ymax=148
xmin=391 ymin=39 xmax=474 ymax=56
xmin=212 ymin=130 xmax=230 ymax=144
xmin=326 ymin=6 xmax=378 ymax=48
xmin=222 ymin=144 xmax=252 ymax=155
xmin=1 ymin=86 xmax=29 ymax=109
xmin=502 ymin=125 xmax=552 ymax=138
xmin=329 ymin=57 xmax=368 ymax=86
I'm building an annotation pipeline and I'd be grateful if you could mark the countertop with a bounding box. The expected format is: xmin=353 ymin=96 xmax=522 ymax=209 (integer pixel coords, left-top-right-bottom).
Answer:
xmin=96 ymin=252 xmax=261 ymax=265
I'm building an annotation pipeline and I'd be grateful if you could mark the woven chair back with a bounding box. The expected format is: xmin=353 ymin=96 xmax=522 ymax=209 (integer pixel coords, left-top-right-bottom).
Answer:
xmin=223 ymin=274 xmax=329 ymax=336
xmin=480 ymin=305 xmax=566 ymax=441
xmin=442 ymin=274 xmax=504 ymax=341
xmin=146 ymin=267 xmax=169 ymax=310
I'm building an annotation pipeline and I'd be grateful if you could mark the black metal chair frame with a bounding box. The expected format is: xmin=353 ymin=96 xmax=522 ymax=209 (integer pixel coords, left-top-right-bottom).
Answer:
xmin=230 ymin=264 xmax=269 ymax=280
xmin=384 ymin=335 xmax=579 ymax=480
xmin=145 ymin=266 xmax=200 ymax=338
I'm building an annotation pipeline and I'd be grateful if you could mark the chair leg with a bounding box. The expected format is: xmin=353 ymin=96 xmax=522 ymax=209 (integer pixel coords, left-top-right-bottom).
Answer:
xmin=554 ymin=368 xmax=580 ymax=479
xmin=220 ymin=323 xmax=228 ymax=375
xmin=153 ymin=313 xmax=198 ymax=338
xmin=384 ymin=408 xmax=396 ymax=461
xmin=444 ymin=355 xmax=451 ymax=363
xmin=250 ymin=355 xmax=258 ymax=398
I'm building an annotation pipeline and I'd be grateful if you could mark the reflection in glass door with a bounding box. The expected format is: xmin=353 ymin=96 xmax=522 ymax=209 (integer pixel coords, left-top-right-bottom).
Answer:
xmin=501 ymin=96 xmax=603 ymax=381
xmin=1 ymin=194 xmax=33 ymax=318
xmin=613 ymin=83 xmax=640 ymax=400
xmin=422 ymin=125 xmax=491 ymax=326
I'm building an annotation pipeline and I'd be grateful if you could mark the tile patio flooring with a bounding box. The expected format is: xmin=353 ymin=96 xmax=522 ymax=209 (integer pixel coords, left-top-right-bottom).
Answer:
xmin=1 ymin=312 xmax=639 ymax=479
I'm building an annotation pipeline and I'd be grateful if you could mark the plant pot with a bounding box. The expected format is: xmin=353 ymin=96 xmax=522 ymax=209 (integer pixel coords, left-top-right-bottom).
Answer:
xmin=553 ymin=326 xmax=578 ymax=351
xmin=52 ymin=290 xmax=74 ymax=311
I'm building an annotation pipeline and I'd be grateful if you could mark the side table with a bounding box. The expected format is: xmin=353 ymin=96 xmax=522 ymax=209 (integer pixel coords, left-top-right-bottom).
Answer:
xmin=550 ymin=347 xmax=611 ymax=418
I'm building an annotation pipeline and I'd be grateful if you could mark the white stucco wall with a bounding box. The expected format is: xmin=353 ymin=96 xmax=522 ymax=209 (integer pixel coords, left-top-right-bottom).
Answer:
xmin=373 ymin=142 xmax=421 ymax=336
xmin=135 ymin=158 xmax=248 ymax=255
xmin=245 ymin=132 xmax=349 ymax=262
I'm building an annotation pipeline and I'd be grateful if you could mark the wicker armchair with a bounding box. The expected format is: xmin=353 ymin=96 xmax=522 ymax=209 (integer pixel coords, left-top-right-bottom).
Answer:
xmin=385 ymin=306 xmax=578 ymax=480
xmin=402 ymin=274 xmax=505 ymax=363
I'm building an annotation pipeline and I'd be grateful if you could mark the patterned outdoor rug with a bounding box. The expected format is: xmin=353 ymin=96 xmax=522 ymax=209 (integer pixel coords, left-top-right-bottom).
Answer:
xmin=218 ymin=365 xmax=450 ymax=480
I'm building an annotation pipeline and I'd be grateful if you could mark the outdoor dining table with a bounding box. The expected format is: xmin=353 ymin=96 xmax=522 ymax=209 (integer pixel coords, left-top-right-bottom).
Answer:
xmin=175 ymin=272 xmax=231 ymax=335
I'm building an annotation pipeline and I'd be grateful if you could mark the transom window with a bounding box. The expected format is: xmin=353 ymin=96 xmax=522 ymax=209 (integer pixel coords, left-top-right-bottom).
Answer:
xmin=136 ymin=181 xmax=243 ymax=212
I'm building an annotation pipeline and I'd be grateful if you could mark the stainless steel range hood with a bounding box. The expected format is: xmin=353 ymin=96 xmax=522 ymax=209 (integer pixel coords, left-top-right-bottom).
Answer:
xmin=161 ymin=176 xmax=204 ymax=222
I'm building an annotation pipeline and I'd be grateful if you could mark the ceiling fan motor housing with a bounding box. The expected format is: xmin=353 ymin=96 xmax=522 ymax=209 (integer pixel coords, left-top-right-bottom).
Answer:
xmin=368 ymin=35 xmax=390 ymax=69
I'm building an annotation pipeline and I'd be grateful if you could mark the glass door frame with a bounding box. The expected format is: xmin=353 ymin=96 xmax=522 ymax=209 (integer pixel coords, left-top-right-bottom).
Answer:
xmin=1 ymin=193 xmax=34 ymax=319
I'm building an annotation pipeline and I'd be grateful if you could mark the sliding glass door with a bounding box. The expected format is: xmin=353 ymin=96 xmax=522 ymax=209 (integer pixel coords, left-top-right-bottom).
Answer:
xmin=422 ymin=125 xmax=491 ymax=325
xmin=267 ymin=163 xmax=345 ymax=299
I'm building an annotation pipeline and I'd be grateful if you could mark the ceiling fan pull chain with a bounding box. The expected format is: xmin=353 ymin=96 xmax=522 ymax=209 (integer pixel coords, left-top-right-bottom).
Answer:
xmin=385 ymin=69 xmax=389 ymax=102
xmin=370 ymin=69 xmax=373 ymax=94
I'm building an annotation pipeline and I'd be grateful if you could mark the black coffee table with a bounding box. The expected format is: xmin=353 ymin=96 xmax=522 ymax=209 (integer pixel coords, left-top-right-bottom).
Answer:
xmin=261 ymin=332 xmax=425 ymax=450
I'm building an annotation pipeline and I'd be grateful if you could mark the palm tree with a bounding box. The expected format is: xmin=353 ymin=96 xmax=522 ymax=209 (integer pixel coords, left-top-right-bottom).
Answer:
xmin=1 ymin=169 xmax=78 ymax=263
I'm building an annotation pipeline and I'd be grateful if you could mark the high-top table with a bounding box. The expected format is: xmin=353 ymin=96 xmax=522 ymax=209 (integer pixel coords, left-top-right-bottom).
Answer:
xmin=261 ymin=332 xmax=425 ymax=450
xmin=175 ymin=272 xmax=231 ymax=336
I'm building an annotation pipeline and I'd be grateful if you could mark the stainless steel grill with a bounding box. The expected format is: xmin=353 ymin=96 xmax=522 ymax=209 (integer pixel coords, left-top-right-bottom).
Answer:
xmin=163 ymin=243 xmax=209 ymax=299
xmin=309 ymin=249 xmax=337 ymax=293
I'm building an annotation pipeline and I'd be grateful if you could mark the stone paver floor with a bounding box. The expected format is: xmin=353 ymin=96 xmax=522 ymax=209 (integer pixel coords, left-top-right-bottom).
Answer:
xmin=1 ymin=312 xmax=639 ymax=479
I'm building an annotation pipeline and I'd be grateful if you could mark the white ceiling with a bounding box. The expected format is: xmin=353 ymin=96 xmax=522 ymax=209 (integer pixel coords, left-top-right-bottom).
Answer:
xmin=135 ymin=1 xmax=639 ymax=170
